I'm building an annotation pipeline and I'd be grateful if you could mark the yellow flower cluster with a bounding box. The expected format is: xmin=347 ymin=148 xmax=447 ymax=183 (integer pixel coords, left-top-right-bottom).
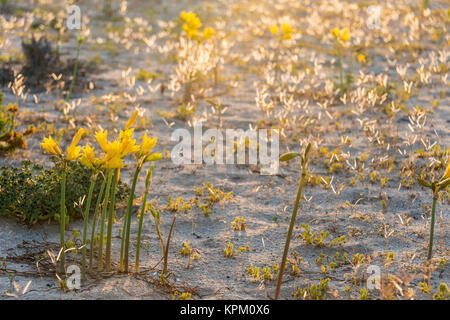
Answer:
xmin=42 ymin=110 xmax=161 ymax=170
xmin=180 ymin=11 xmax=215 ymax=41
xmin=270 ymin=23 xmax=294 ymax=40
xmin=41 ymin=128 xmax=85 ymax=161
xmin=331 ymin=27 xmax=350 ymax=42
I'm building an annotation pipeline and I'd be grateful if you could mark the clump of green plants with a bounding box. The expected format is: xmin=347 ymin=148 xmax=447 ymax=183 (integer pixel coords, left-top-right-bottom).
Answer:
xmin=299 ymin=224 xmax=346 ymax=247
xmin=156 ymin=104 xmax=196 ymax=122
xmin=0 ymin=93 xmax=33 ymax=152
xmin=167 ymin=195 xmax=192 ymax=213
xmin=194 ymin=182 xmax=233 ymax=216
xmin=294 ymin=278 xmax=330 ymax=300
xmin=135 ymin=69 xmax=161 ymax=82
xmin=223 ymin=242 xmax=247 ymax=258
xmin=247 ymin=263 xmax=279 ymax=281
xmin=179 ymin=240 xmax=199 ymax=269
xmin=231 ymin=216 xmax=246 ymax=231
xmin=0 ymin=159 xmax=128 ymax=224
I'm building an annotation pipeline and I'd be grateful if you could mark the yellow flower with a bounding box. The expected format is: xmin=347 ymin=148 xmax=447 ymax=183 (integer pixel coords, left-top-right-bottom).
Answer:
xmin=119 ymin=134 xmax=140 ymax=157
xmin=105 ymin=153 xmax=124 ymax=169
xmin=180 ymin=11 xmax=202 ymax=29
xmin=358 ymin=54 xmax=366 ymax=64
xmin=103 ymin=140 xmax=124 ymax=169
xmin=339 ymin=28 xmax=350 ymax=41
xmin=202 ymin=27 xmax=216 ymax=40
xmin=137 ymin=133 xmax=162 ymax=163
xmin=269 ymin=25 xmax=278 ymax=36
xmin=139 ymin=133 xmax=157 ymax=156
xmin=125 ymin=110 xmax=139 ymax=130
xmin=331 ymin=27 xmax=350 ymax=42
xmin=331 ymin=28 xmax=340 ymax=39
xmin=180 ymin=11 xmax=202 ymax=40
xmin=281 ymin=23 xmax=293 ymax=40
xmin=183 ymin=24 xmax=200 ymax=40
xmin=95 ymin=130 xmax=109 ymax=153
xmin=80 ymin=144 xmax=99 ymax=169
xmin=41 ymin=136 xmax=62 ymax=156
xmin=66 ymin=128 xmax=85 ymax=161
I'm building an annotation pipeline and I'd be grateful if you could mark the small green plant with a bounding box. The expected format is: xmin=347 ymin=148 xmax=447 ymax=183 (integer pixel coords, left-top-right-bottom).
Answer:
xmin=360 ymin=288 xmax=369 ymax=300
xmin=0 ymin=93 xmax=31 ymax=152
xmin=194 ymin=182 xmax=233 ymax=216
xmin=135 ymin=69 xmax=160 ymax=82
xmin=223 ymin=242 xmax=234 ymax=258
xmin=416 ymin=160 xmax=450 ymax=261
xmin=179 ymin=240 xmax=198 ymax=269
xmin=300 ymin=224 xmax=346 ymax=247
xmin=231 ymin=217 xmax=246 ymax=231
xmin=433 ymin=283 xmax=449 ymax=300
xmin=149 ymin=203 xmax=178 ymax=278
xmin=167 ymin=195 xmax=192 ymax=213
xmin=275 ymin=144 xmax=311 ymax=300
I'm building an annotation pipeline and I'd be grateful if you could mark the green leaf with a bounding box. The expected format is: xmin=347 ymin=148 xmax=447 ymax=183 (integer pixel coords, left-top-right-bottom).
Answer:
xmin=417 ymin=178 xmax=432 ymax=188
xmin=279 ymin=152 xmax=300 ymax=162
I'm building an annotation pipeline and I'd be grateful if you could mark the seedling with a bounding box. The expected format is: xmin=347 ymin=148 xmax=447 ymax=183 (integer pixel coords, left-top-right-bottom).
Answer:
xmin=275 ymin=143 xmax=311 ymax=300
xmin=416 ymin=160 xmax=450 ymax=261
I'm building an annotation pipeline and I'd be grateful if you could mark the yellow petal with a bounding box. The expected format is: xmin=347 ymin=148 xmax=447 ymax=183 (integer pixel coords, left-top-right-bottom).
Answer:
xmin=444 ymin=161 xmax=450 ymax=180
xmin=340 ymin=28 xmax=350 ymax=41
xmin=269 ymin=25 xmax=278 ymax=36
xmin=95 ymin=130 xmax=109 ymax=152
xmin=331 ymin=28 xmax=340 ymax=39
xmin=125 ymin=110 xmax=139 ymax=130
xmin=145 ymin=152 xmax=162 ymax=162
xmin=41 ymin=136 xmax=62 ymax=156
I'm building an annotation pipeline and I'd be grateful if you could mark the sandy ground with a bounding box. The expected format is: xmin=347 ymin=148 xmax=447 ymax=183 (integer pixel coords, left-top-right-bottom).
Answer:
xmin=0 ymin=0 xmax=448 ymax=299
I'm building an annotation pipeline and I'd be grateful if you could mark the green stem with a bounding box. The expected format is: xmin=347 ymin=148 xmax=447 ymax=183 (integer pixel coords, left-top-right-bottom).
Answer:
xmin=119 ymin=212 xmax=127 ymax=272
xmin=105 ymin=168 xmax=118 ymax=271
xmin=427 ymin=194 xmax=438 ymax=261
xmin=150 ymin=206 xmax=165 ymax=257
xmin=65 ymin=36 xmax=82 ymax=103
xmin=121 ymin=166 xmax=142 ymax=273
xmin=163 ymin=213 xmax=177 ymax=276
xmin=89 ymin=174 xmax=106 ymax=272
xmin=337 ymin=43 xmax=344 ymax=92
xmin=135 ymin=166 xmax=154 ymax=273
xmin=59 ymin=164 xmax=67 ymax=274
xmin=274 ymin=161 xmax=308 ymax=300
xmin=82 ymin=173 xmax=97 ymax=281
xmin=98 ymin=170 xmax=113 ymax=271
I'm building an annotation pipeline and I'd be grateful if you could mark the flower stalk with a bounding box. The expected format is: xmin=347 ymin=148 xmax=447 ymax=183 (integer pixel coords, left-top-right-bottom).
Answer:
xmin=89 ymin=174 xmax=106 ymax=271
xmin=65 ymin=36 xmax=83 ymax=103
xmin=81 ymin=172 xmax=97 ymax=281
xmin=135 ymin=165 xmax=154 ymax=273
xmin=97 ymin=169 xmax=113 ymax=271
xmin=120 ymin=166 xmax=141 ymax=272
xmin=416 ymin=161 xmax=450 ymax=262
xmin=274 ymin=144 xmax=311 ymax=300
xmin=105 ymin=168 xmax=119 ymax=271
xmin=59 ymin=162 xmax=67 ymax=274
